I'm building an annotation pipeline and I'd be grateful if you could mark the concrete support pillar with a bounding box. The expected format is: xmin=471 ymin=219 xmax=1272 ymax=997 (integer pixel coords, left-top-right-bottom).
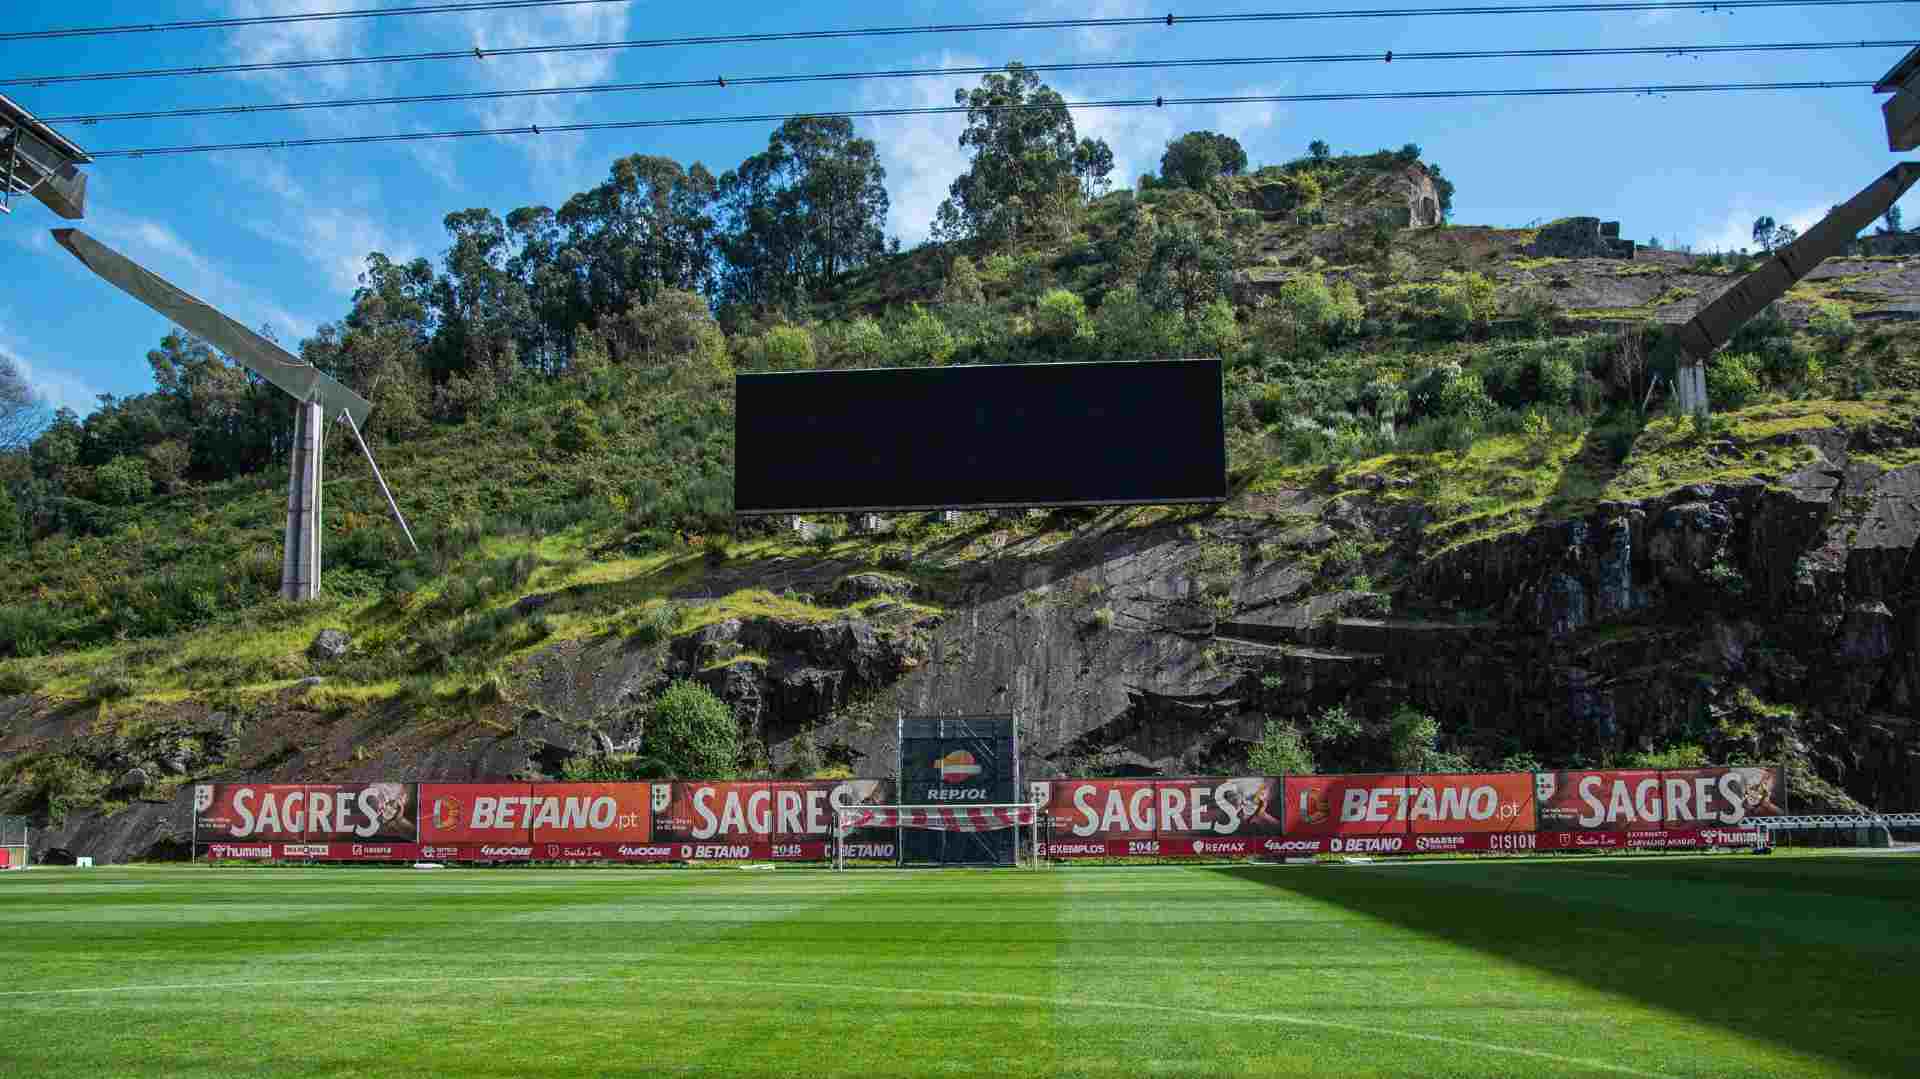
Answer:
xmin=1675 ymin=361 xmax=1710 ymax=418
xmin=280 ymin=400 xmax=323 ymax=601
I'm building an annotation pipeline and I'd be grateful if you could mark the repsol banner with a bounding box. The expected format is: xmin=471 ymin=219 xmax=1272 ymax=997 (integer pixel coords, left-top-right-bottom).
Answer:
xmin=900 ymin=715 xmax=1017 ymax=865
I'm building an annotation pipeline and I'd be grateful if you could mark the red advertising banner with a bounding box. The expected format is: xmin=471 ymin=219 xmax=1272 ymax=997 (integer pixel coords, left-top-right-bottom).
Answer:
xmin=199 ymin=841 xmax=277 ymax=860
xmin=277 ymin=841 xmax=424 ymax=861
xmin=193 ymin=783 xmax=308 ymax=841
xmin=1540 ymin=830 xmax=1624 ymax=851
xmin=525 ymin=783 xmax=652 ymax=845
xmin=1042 ymin=778 xmax=1284 ymax=847
xmin=418 ymin=783 xmax=534 ymax=844
xmin=1157 ymin=777 xmax=1286 ymax=840
xmin=1405 ymin=773 xmax=1537 ymax=834
xmin=1282 ymin=774 xmax=1411 ymax=838
xmin=1534 ymin=770 xmax=1661 ymax=832
xmin=1043 ymin=839 xmax=1114 ymax=859
xmin=652 ymin=782 xmax=769 ymax=843
xmin=299 ymin=782 xmax=419 ymax=843
xmin=1042 ymin=779 xmax=1158 ymax=842
xmin=1656 ymin=768 xmax=1783 ymax=825
xmin=1534 ymin=769 xmax=1783 ymax=831
xmin=770 ymin=779 xmax=894 ymax=841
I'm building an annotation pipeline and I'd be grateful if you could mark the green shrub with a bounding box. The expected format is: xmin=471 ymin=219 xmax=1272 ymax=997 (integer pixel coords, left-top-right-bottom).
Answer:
xmin=891 ymin=305 xmax=956 ymax=366
xmin=648 ymin=679 xmax=740 ymax=778
xmin=1499 ymin=751 xmax=1545 ymax=773
xmin=743 ymin=325 xmax=817 ymax=371
xmin=0 ymin=667 xmax=37 ymax=696
xmin=1706 ymin=353 xmax=1762 ymax=408
xmin=1033 ymin=288 xmax=1090 ymax=346
xmin=1186 ymin=297 xmax=1241 ymax=359
xmin=1093 ymin=285 xmax=1181 ymax=360
xmin=1623 ymin=743 xmax=1708 ymax=769
xmin=827 ymin=317 xmax=888 ymax=368
xmin=87 ymin=670 xmax=136 ymax=701
xmin=552 ymin=401 xmax=605 ymax=455
xmin=1435 ymin=366 xmax=1495 ymax=421
xmin=1807 ymin=301 xmax=1855 ymax=341
xmin=1247 ymin=719 xmax=1316 ymax=776
xmin=92 ymin=455 xmax=152 ymax=506
xmin=561 ymin=752 xmax=672 ymax=782
xmin=630 ymin=602 xmax=680 ymax=644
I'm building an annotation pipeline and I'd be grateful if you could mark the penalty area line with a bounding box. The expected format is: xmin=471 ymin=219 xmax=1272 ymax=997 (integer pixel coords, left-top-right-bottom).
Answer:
xmin=0 ymin=970 xmax=1666 ymax=1075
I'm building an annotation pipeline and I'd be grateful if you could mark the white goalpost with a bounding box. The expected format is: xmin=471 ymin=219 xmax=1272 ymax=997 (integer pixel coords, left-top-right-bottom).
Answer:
xmin=833 ymin=803 xmax=1045 ymax=870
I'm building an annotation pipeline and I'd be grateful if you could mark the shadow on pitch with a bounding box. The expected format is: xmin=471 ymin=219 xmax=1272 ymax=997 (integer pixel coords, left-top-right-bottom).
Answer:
xmin=1212 ymin=856 xmax=1920 ymax=1077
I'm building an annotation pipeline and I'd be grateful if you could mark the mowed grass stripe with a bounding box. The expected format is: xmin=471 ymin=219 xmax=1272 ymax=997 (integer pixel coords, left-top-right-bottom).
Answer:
xmin=0 ymin=857 xmax=1912 ymax=1077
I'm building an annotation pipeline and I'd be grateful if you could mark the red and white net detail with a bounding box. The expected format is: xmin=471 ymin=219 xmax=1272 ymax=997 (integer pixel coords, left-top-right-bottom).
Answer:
xmin=837 ymin=805 xmax=1037 ymax=833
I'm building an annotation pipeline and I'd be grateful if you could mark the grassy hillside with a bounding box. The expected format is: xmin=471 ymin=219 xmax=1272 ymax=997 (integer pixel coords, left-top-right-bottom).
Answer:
xmin=4 ymin=149 xmax=1920 ymax=824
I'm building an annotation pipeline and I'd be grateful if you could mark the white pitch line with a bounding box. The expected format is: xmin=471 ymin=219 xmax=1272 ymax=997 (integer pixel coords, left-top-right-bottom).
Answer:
xmin=716 ymin=978 xmax=1672 ymax=1078
xmin=0 ymin=974 xmax=600 ymax=998
xmin=0 ymin=970 xmax=1668 ymax=1076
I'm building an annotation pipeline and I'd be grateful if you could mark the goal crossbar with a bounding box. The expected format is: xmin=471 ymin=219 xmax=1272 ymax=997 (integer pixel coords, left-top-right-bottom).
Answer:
xmin=832 ymin=803 xmax=1043 ymax=869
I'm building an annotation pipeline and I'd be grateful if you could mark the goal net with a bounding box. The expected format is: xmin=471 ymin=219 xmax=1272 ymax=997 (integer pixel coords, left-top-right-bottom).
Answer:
xmin=833 ymin=804 xmax=1046 ymax=869
xmin=0 ymin=815 xmax=26 ymax=871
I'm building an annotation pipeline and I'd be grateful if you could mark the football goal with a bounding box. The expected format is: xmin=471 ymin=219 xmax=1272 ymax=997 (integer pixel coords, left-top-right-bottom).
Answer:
xmin=833 ymin=803 xmax=1046 ymax=869
xmin=0 ymin=815 xmax=26 ymax=871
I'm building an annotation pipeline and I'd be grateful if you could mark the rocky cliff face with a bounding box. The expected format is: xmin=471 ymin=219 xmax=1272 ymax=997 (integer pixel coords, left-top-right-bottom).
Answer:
xmin=12 ymin=411 xmax=1919 ymax=864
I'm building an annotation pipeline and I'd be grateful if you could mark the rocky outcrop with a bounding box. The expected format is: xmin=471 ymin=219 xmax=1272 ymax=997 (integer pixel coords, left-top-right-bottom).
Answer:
xmin=1530 ymin=217 xmax=1636 ymax=260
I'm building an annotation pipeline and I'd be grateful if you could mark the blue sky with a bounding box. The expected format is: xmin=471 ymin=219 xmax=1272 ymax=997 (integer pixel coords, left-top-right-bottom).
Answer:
xmin=1 ymin=0 xmax=1916 ymax=416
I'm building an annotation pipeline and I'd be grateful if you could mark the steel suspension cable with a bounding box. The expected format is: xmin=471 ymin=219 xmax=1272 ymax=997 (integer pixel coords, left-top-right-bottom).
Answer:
xmin=5 ymin=0 xmax=1912 ymax=87
xmin=36 ymin=40 xmax=1916 ymax=126
xmin=83 ymin=80 xmax=1875 ymax=158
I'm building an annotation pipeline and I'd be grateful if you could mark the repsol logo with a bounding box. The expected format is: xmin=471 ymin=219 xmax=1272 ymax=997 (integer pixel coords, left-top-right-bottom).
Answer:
xmin=925 ymin=788 xmax=987 ymax=802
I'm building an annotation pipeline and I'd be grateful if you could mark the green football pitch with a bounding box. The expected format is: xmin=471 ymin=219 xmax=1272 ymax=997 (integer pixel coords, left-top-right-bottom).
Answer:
xmin=1 ymin=853 xmax=1915 ymax=1077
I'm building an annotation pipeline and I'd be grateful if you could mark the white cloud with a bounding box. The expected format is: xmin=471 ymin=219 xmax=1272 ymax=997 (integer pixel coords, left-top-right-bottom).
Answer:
xmin=1693 ymin=201 xmax=1837 ymax=255
xmin=246 ymin=157 xmax=416 ymax=296
xmin=88 ymin=206 xmax=315 ymax=343
xmin=861 ymin=53 xmax=986 ymax=244
xmin=1032 ymin=0 xmax=1153 ymax=53
xmin=862 ymin=51 xmax=1296 ymax=243
xmin=222 ymin=0 xmax=373 ymax=94
xmin=0 ymin=327 xmax=100 ymax=417
xmin=433 ymin=2 xmax=638 ymax=186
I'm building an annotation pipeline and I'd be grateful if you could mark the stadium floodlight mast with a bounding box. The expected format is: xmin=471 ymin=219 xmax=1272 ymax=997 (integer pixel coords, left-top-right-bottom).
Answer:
xmin=1671 ymin=44 xmax=1920 ymax=415
xmin=0 ymin=93 xmax=89 ymax=219
xmin=50 ymin=228 xmax=418 ymax=600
